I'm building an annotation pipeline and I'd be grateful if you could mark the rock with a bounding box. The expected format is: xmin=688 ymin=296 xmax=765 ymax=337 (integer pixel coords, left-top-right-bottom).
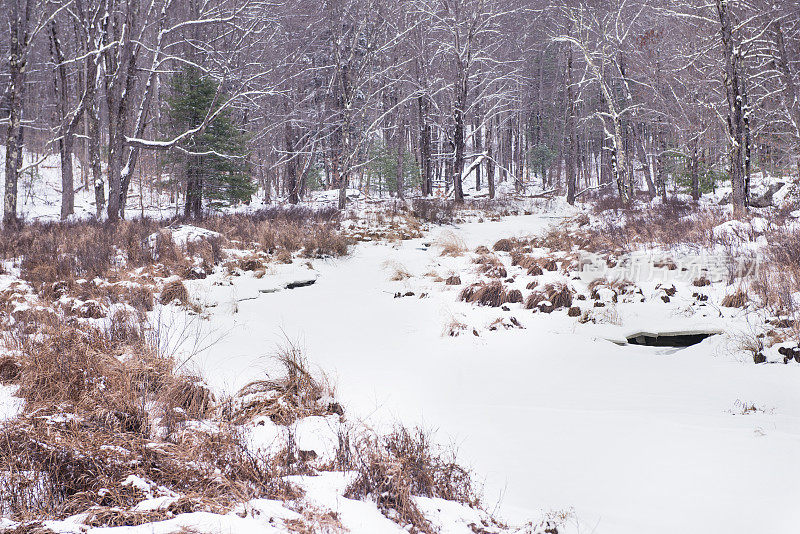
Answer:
xmin=753 ymin=352 xmax=767 ymax=364
xmin=750 ymin=182 xmax=785 ymax=208
xmin=778 ymin=346 xmax=800 ymax=364
xmin=538 ymin=301 xmax=554 ymax=313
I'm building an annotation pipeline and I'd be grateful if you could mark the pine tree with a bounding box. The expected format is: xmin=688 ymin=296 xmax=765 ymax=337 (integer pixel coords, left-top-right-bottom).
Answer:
xmin=166 ymin=66 xmax=252 ymax=218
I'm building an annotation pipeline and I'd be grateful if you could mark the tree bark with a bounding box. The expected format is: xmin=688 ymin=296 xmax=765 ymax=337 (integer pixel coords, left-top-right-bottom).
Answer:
xmin=417 ymin=95 xmax=432 ymax=196
xmin=486 ymin=118 xmax=495 ymax=199
xmin=565 ymin=47 xmax=577 ymax=205
xmin=3 ymin=0 xmax=31 ymax=227
xmin=716 ymin=0 xmax=748 ymax=214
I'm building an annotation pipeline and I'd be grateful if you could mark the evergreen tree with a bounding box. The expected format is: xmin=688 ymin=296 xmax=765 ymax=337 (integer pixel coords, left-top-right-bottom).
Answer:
xmin=166 ymin=66 xmax=252 ymax=218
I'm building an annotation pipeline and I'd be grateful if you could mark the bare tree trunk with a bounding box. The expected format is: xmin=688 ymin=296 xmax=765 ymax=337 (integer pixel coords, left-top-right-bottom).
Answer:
xmin=418 ymin=95 xmax=432 ymax=196
xmin=396 ymin=117 xmax=405 ymax=198
xmin=772 ymin=21 xmax=800 ymax=166
xmin=486 ymin=118 xmax=495 ymax=199
xmin=285 ymin=121 xmax=298 ymax=204
xmin=51 ymin=21 xmax=84 ymax=220
xmin=689 ymin=137 xmax=700 ymax=201
xmin=474 ymin=115 xmax=482 ymax=191
xmin=565 ymin=48 xmax=577 ymax=205
xmin=634 ymin=125 xmax=656 ymax=199
xmin=716 ymin=0 xmax=748 ymax=214
xmin=3 ymin=0 xmax=30 ymax=227
xmin=453 ymin=89 xmax=466 ymax=202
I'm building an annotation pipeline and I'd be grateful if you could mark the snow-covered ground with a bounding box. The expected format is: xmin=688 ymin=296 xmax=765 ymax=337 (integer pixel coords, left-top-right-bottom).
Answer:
xmin=158 ymin=213 xmax=800 ymax=534
xmin=3 ymin=151 xmax=800 ymax=532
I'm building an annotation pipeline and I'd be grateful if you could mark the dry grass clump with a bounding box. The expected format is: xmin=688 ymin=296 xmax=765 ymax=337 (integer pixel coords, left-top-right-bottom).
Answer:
xmin=511 ymin=253 xmax=545 ymax=276
xmin=445 ymin=275 xmax=462 ymax=285
xmin=524 ymin=291 xmax=546 ymax=310
xmin=493 ymin=238 xmax=514 ymax=252
xmin=0 ymin=355 xmax=21 ymax=384
xmin=0 ymin=208 xmax=349 ymax=307
xmin=506 ymin=289 xmax=524 ymax=304
xmin=383 ymin=261 xmax=411 ymax=281
xmin=588 ymin=278 xmax=637 ymax=303
xmin=166 ymin=375 xmax=216 ymax=420
xmin=234 ymin=345 xmax=340 ymax=425
xmin=0 ymin=311 xmax=291 ymax=519
xmin=473 ymin=254 xmax=508 ymax=278
xmin=721 ymin=289 xmax=749 ymax=308
xmin=526 ymin=284 xmax=573 ymax=311
xmin=544 ymin=283 xmax=574 ymax=309
xmin=436 ymin=231 xmax=467 ymax=256
xmin=345 ymin=426 xmax=479 ymax=532
xmin=459 ymin=282 xmax=510 ymax=307
xmin=159 ymin=279 xmax=189 ymax=306
xmin=0 ymin=412 xmax=285 ymax=519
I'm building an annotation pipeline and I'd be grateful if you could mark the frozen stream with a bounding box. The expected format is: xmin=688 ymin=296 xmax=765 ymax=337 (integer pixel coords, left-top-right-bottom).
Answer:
xmin=182 ymin=214 xmax=800 ymax=534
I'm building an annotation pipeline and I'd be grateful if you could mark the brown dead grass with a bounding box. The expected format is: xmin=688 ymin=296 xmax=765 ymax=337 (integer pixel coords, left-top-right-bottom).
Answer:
xmin=436 ymin=231 xmax=468 ymax=257
xmin=473 ymin=254 xmax=508 ymax=278
xmin=233 ymin=344 xmax=340 ymax=425
xmin=344 ymin=426 xmax=478 ymax=532
xmin=459 ymin=282 xmax=509 ymax=307
xmin=721 ymin=289 xmax=749 ymax=308
xmin=159 ymin=279 xmax=189 ymax=306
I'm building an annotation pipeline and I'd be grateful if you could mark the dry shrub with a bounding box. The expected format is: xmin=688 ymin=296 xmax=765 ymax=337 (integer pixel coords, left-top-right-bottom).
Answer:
xmin=126 ymin=284 xmax=155 ymax=312
xmin=693 ymin=276 xmax=711 ymax=287
xmin=234 ymin=344 xmax=339 ymax=425
xmin=445 ymin=275 xmax=462 ymax=285
xmin=460 ymin=282 xmax=508 ymax=307
xmin=436 ymin=231 xmax=467 ymax=256
xmin=202 ymin=207 xmax=340 ymax=247
xmin=275 ymin=249 xmax=294 ymax=264
xmin=411 ymin=199 xmax=456 ymax=224
xmin=301 ymin=224 xmax=349 ymax=258
xmin=345 ymin=426 xmax=478 ymax=532
xmin=239 ymin=256 xmax=263 ymax=271
xmin=0 ymin=208 xmax=346 ymax=307
xmin=159 ymin=279 xmax=189 ymax=306
xmin=722 ymin=289 xmax=749 ymax=308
